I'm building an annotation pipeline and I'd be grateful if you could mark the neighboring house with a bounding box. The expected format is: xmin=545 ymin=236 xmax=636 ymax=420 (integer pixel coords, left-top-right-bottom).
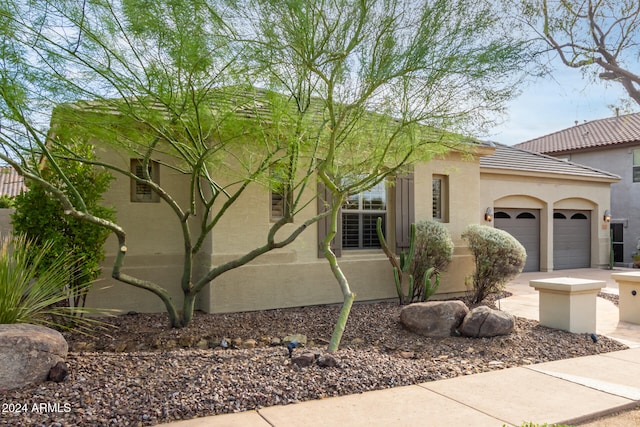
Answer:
xmin=0 ymin=166 xmax=26 ymax=197
xmin=81 ymin=140 xmax=618 ymax=314
xmin=0 ymin=166 xmax=26 ymax=236
xmin=516 ymin=113 xmax=640 ymax=267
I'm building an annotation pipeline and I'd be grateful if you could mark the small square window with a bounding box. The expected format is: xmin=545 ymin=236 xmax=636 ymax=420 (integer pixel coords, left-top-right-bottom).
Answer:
xmin=130 ymin=159 xmax=160 ymax=203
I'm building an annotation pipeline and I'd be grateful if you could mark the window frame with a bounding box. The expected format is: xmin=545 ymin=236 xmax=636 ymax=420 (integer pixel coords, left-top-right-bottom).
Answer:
xmin=269 ymin=163 xmax=294 ymax=222
xmin=633 ymin=149 xmax=640 ymax=183
xmin=341 ymin=181 xmax=387 ymax=250
xmin=432 ymin=174 xmax=449 ymax=222
xmin=130 ymin=159 xmax=160 ymax=203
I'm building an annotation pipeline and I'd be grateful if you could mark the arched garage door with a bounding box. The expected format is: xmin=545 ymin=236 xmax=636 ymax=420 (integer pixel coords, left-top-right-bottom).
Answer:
xmin=553 ymin=210 xmax=591 ymax=270
xmin=494 ymin=209 xmax=540 ymax=272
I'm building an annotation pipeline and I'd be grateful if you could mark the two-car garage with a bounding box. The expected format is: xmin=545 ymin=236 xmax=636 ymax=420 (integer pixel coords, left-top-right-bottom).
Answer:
xmin=480 ymin=143 xmax=618 ymax=273
xmin=494 ymin=208 xmax=591 ymax=272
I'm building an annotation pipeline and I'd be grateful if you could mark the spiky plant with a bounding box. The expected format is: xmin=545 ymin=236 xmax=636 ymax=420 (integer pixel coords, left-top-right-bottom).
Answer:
xmin=0 ymin=234 xmax=106 ymax=332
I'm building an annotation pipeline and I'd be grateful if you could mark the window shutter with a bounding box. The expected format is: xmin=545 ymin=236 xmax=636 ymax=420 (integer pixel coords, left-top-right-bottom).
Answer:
xmin=395 ymin=173 xmax=414 ymax=252
xmin=317 ymin=181 xmax=342 ymax=258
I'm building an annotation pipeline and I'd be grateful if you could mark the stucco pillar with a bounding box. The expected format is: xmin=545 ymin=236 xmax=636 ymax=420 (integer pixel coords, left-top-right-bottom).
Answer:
xmin=530 ymin=277 xmax=605 ymax=333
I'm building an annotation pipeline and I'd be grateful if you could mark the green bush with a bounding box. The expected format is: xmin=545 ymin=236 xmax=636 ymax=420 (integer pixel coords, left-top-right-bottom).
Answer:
xmin=0 ymin=234 xmax=103 ymax=331
xmin=0 ymin=195 xmax=13 ymax=208
xmin=462 ymin=224 xmax=526 ymax=304
xmin=11 ymin=141 xmax=115 ymax=309
xmin=409 ymin=220 xmax=454 ymax=301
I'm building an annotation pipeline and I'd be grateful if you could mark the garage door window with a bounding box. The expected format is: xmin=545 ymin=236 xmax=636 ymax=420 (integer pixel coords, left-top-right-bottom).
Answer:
xmin=517 ymin=212 xmax=535 ymax=219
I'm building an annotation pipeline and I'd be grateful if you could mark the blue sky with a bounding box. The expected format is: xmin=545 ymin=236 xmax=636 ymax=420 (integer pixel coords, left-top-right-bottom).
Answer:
xmin=487 ymin=65 xmax=637 ymax=146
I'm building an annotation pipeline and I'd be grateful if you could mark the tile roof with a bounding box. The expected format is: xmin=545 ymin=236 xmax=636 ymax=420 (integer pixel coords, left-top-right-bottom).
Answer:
xmin=515 ymin=112 xmax=640 ymax=154
xmin=480 ymin=142 xmax=620 ymax=181
xmin=0 ymin=167 xmax=26 ymax=197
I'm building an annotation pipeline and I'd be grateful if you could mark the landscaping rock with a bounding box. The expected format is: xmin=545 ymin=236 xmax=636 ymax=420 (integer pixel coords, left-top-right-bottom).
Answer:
xmin=242 ymin=339 xmax=257 ymax=349
xmin=283 ymin=334 xmax=307 ymax=347
xmin=459 ymin=306 xmax=515 ymax=338
xmin=48 ymin=361 xmax=68 ymax=383
xmin=400 ymin=301 xmax=469 ymax=337
xmin=0 ymin=324 xmax=68 ymax=390
xmin=270 ymin=337 xmax=281 ymax=346
xmin=291 ymin=351 xmax=316 ymax=367
xmin=317 ymin=354 xmax=339 ymax=368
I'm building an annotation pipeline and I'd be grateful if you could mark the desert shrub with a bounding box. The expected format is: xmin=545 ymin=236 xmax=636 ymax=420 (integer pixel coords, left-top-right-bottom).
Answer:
xmin=409 ymin=220 xmax=454 ymax=301
xmin=0 ymin=195 xmax=13 ymax=208
xmin=0 ymin=234 xmax=103 ymax=331
xmin=11 ymin=141 xmax=115 ymax=309
xmin=462 ymin=224 xmax=526 ymax=304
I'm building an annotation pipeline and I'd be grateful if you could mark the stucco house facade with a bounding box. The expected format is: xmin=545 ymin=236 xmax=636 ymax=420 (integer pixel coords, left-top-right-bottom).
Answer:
xmin=81 ymin=141 xmax=618 ymax=314
xmin=86 ymin=146 xmax=489 ymax=314
xmin=481 ymin=144 xmax=619 ymax=272
xmin=516 ymin=113 xmax=640 ymax=267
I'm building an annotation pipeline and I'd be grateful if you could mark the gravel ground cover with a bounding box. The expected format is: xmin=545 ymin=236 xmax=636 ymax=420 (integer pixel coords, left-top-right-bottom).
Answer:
xmin=0 ymin=297 xmax=628 ymax=427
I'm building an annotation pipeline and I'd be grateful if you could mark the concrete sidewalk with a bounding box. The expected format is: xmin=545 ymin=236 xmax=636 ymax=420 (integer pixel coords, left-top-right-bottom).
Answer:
xmin=160 ymin=268 xmax=640 ymax=427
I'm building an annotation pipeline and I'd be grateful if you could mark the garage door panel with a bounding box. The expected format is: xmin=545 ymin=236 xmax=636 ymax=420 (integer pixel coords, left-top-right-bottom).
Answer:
xmin=553 ymin=210 xmax=590 ymax=270
xmin=494 ymin=209 xmax=540 ymax=272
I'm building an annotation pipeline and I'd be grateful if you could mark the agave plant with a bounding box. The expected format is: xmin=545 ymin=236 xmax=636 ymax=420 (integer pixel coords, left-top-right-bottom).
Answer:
xmin=0 ymin=234 xmax=106 ymax=331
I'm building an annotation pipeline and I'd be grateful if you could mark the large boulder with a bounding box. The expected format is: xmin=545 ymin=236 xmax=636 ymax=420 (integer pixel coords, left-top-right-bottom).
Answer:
xmin=459 ymin=306 xmax=515 ymax=338
xmin=0 ymin=324 xmax=68 ymax=390
xmin=400 ymin=301 xmax=469 ymax=337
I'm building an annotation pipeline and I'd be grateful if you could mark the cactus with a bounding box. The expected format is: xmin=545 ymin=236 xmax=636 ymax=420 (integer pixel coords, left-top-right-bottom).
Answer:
xmin=377 ymin=217 xmax=446 ymax=304
xmin=419 ymin=267 xmax=441 ymax=302
xmin=377 ymin=216 xmax=416 ymax=305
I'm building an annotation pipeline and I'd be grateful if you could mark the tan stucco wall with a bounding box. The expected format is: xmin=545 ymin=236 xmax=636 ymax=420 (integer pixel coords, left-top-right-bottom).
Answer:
xmin=480 ymin=171 xmax=614 ymax=271
xmin=0 ymin=209 xmax=12 ymax=237
xmin=86 ymin=144 xmax=485 ymax=314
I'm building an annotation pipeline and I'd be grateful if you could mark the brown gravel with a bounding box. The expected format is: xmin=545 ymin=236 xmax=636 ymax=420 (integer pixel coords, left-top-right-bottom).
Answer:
xmin=0 ymin=298 xmax=629 ymax=427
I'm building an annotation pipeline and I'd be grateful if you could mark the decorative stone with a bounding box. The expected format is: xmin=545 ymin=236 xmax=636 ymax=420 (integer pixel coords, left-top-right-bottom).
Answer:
xmin=283 ymin=334 xmax=307 ymax=347
xmin=400 ymin=301 xmax=469 ymax=337
xmin=270 ymin=337 xmax=281 ymax=346
xmin=459 ymin=306 xmax=515 ymax=338
xmin=0 ymin=324 xmax=68 ymax=390
xmin=48 ymin=361 xmax=68 ymax=383
xmin=291 ymin=352 xmax=316 ymax=367
xmin=241 ymin=339 xmax=257 ymax=349
xmin=317 ymin=354 xmax=339 ymax=368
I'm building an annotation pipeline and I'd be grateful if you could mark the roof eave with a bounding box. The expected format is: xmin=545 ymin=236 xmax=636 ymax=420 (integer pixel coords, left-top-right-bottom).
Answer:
xmin=480 ymin=166 xmax=621 ymax=183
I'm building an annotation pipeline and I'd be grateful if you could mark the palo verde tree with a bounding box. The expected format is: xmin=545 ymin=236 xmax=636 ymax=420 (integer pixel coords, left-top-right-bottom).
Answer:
xmin=236 ymin=0 xmax=529 ymax=350
xmin=0 ymin=0 xmax=324 ymax=327
xmin=517 ymin=0 xmax=640 ymax=107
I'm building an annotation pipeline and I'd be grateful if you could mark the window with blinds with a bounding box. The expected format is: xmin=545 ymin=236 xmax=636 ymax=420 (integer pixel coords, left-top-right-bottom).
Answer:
xmin=432 ymin=175 xmax=449 ymax=222
xmin=270 ymin=166 xmax=293 ymax=222
xmin=342 ymin=181 xmax=386 ymax=249
xmin=130 ymin=159 xmax=160 ymax=203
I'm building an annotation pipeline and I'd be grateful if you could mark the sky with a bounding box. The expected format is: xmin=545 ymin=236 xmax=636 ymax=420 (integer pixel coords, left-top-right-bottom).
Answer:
xmin=487 ymin=64 xmax=637 ymax=146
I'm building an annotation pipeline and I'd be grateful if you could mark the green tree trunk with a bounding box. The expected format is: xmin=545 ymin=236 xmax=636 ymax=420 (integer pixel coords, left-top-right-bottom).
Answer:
xmin=323 ymin=200 xmax=356 ymax=352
